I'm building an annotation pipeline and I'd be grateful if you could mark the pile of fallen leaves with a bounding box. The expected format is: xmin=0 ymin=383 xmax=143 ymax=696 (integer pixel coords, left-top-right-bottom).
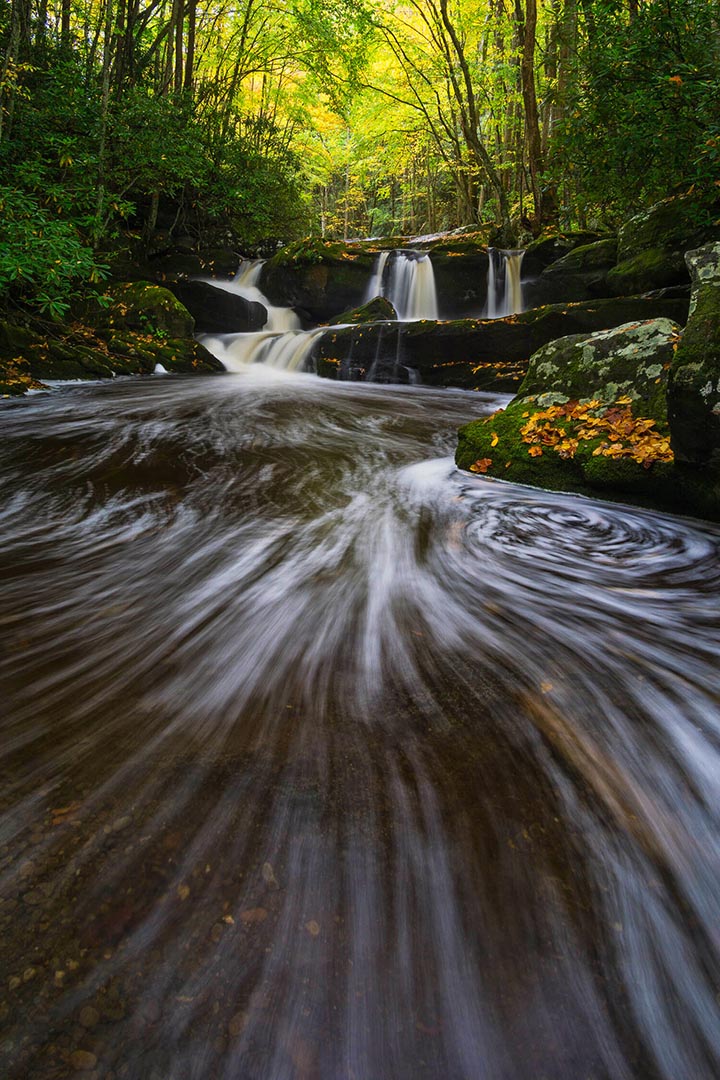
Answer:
xmin=470 ymin=396 xmax=673 ymax=473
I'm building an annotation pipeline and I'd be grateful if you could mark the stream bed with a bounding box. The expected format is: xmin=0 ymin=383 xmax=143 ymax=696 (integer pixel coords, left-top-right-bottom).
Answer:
xmin=1 ymin=369 xmax=719 ymax=1079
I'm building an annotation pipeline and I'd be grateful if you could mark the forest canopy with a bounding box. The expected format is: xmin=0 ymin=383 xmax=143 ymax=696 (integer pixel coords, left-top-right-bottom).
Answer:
xmin=0 ymin=0 xmax=718 ymax=307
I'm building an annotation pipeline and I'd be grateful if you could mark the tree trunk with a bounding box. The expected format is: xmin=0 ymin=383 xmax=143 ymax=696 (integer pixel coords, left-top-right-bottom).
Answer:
xmin=184 ymin=0 xmax=196 ymax=92
xmin=518 ymin=0 xmax=556 ymax=227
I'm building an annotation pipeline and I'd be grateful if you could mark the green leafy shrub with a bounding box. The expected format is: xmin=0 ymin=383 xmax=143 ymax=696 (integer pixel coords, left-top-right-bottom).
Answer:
xmin=0 ymin=187 xmax=107 ymax=317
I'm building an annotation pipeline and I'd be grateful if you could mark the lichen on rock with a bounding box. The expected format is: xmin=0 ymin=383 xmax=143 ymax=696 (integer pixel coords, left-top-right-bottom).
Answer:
xmin=668 ymin=241 xmax=720 ymax=463
xmin=518 ymin=318 xmax=681 ymax=423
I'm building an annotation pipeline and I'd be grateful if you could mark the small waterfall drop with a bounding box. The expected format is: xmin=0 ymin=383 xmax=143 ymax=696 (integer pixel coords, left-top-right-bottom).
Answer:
xmin=204 ymin=259 xmax=301 ymax=332
xmin=366 ymin=250 xmax=438 ymax=321
xmin=485 ymin=248 xmax=525 ymax=318
xmin=203 ymin=328 xmax=326 ymax=373
xmin=201 ymin=259 xmax=325 ymax=373
xmin=364 ymin=250 xmax=390 ymax=303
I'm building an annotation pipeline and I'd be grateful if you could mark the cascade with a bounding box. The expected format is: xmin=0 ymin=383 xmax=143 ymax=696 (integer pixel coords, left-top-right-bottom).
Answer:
xmin=485 ymin=248 xmax=525 ymax=318
xmin=364 ymin=250 xmax=390 ymax=303
xmin=202 ymin=250 xmax=437 ymax=378
xmin=366 ymin=250 xmax=439 ymax=321
xmin=201 ymin=259 xmax=324 ymax=372
xmin=204 ymin=259 xmax=301 ymax=332
xmin=203 ymin=328 xmax=325 ymax=373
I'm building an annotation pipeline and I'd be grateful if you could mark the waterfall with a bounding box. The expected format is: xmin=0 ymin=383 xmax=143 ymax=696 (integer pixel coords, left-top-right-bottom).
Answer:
xmin=202 ymin=250 xmax=436 ymax=378
xmin=364 ymin=250 xmax=390 ymax=303
xmin=200 ymin=259 xmax=324 ymax=373
xmin=203 ymin=328 xmax=325 ymax=373
xmin=203 ymin=259 xmax=301 ymax=332
xmin=366 ymin=250 xmax=439 ymax=321
xmin=485 ymin=248 xmax=525 ymax=318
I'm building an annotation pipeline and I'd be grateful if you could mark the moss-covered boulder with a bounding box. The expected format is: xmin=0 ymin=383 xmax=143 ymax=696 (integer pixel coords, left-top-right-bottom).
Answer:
xmin=519 ymin=318 xmax=681 ymax=422
xmin=668 ymin=242 xmax=720 ymax=463
xmin=169 ymin=280 xmax=267 ymax=333
xmin=104 ymin=281 xmax=195 ymax=338
xmin=456 ymin=392 xmax=676 ymax=495
xmin=314 ymin=295 xmax=689 ymax=390
xmin=617 ymin=193 xmax=720 ymax=262
xmin=456 ymin=393 xmax=720 ymax=519
xmin=523 ymin=231 xmax=608 ymax=271
xmin=328 ymin=296 xmax=398 ymax=325
xmin=454 ymin=308 xmax=720 ymax=519
xmin=260 ymin=238 xmax=380 ymax=322
xmin=525 ymin=238 xmax=618 ymax=306
xmin=606 ymin=247 xmax=688 ymax=296
xmin=0 ymin=304 xmax=222 ymax=395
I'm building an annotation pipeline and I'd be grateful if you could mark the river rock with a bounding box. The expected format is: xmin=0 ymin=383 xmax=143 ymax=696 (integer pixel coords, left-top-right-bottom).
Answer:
xmin=0 ymin=307 xmax=222 ymax=393
xmin=328 ymin=296 xmax=397 ymax=325
xmin=668 ymin=242 xmax=720 ymax=463
xmin=605 ymin=193 xmax=720 ymax=299
xmin=260 ymin=238 xmax=378 ymax=322
xmin=524 ymin=238 xmax=619 ymax=306
xmin=523 ymin=231 xmax=608 ymax=271
xmin=314 ymin=295 xmax=689 ymax=391
xmin=617 ymin=193 xmax=720 ymax=263
xmin=104 ymin=281 xmax=195 ymax=338
xmin=169 ymin=280 xmax=267 ymax=333
xmin=518 ymin=318 xmax=682 ymax=421
xmin=606 ymin=247 xmax=689 ymax=296
xmin=422 ymin=234 xmax=490 ymax=317
xmin=455 ymin=310 xmax=720 ymax=519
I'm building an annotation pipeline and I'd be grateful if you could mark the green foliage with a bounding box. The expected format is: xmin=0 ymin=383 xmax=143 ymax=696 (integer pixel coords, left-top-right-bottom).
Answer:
xmin=0 ymin=187 xmax=107 ymax=317
xmin=555 ymin=0 xmax=720 ymax=215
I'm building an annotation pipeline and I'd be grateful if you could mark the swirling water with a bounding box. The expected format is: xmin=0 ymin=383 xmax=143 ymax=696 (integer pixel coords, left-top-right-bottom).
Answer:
xmin=1 ymin=369 xmax=719 ymax=1080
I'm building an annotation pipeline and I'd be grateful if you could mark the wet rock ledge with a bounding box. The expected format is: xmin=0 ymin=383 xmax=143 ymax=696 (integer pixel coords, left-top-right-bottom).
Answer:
xmin=455 ymin=242 xmax=720 ymax=521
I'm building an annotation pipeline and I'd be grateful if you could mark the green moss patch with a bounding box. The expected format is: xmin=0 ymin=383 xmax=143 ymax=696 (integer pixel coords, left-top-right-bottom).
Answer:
xmin=456 ymin=394 xmax=674 ymax=498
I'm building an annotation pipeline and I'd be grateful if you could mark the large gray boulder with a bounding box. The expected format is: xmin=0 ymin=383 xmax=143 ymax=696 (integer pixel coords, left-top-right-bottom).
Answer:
xmin=519 ymin=318 xmax=682 ymax=421
xmin=668 ymin=242 xmax=720 ymax=463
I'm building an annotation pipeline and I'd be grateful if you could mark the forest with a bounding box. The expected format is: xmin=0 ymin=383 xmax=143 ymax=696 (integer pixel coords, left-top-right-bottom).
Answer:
xmin=4 ymin=3 xmax=720 ymax=1079
xmin=1 ymin=0 xmax=719 ymax=315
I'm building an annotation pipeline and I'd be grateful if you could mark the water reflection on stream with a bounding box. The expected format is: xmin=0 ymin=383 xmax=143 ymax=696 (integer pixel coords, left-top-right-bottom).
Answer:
xmin=1 ymin=370 xmax=719 ymax=1079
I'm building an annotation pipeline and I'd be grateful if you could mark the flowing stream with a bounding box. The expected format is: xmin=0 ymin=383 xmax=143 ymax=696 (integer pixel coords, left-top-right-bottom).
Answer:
xmin=1 ymin=365 xmax=719 ymax=1079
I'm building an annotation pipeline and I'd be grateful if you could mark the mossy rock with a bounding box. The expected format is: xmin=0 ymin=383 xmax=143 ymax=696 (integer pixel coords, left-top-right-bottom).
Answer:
xmin=425 ymin=245 xmax=489 ymax=317
xmin=314 ymin=296 xmax=690 ymax=391
xmin=0 ymin=310 xmax=223 ymax=394
xmin=523 ymin=231 xmax=610 ymax=272
xmin=607 ymin=246 xmax=689 ymax=296
xmin=518 ymin=318 xmax=681 ymax=423
xmin=542 ymin=238 xmax=618 ymax=275
xmin=0 ymin=355 xmax=47 ymax=396
xmin=617 ymin=192 xmax=720 ymax=261
xmin=0 ymin=319 xmax=44 ymax=359
xmin=668 ymin=242 xmax=720 ymax=463
xmin=526 ymin=238 xmax=619 ymax=306
xmin=454 ymin=394 xmax=719 ymax=515
xmin=261 ymin=239 xmax=380 ymax=322
xmin=150 ymin=339 xmax=224 ymax=374
xmin=105 ymin=281 xmax=195 ymax=338
xmin=328 ymin=296 xmax=398 ymax=325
